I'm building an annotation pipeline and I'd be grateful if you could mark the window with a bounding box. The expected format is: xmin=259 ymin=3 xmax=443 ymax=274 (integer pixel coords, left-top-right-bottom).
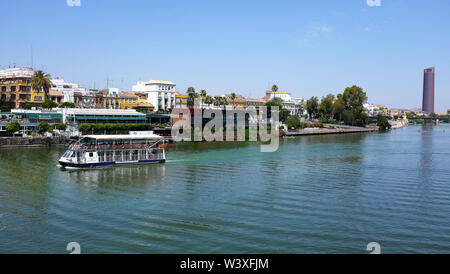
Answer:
xmin=89 ymin=152 xmax=94 ymax=157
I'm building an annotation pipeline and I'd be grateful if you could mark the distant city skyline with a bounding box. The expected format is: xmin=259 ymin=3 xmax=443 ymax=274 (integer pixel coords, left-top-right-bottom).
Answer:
xmin=1 ymin=0 xmax=449 ymax=112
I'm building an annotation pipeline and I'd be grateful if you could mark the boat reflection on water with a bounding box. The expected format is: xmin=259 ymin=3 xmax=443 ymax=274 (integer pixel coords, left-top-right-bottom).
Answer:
xmin=65 ymin=164 xmax=167 ymax=191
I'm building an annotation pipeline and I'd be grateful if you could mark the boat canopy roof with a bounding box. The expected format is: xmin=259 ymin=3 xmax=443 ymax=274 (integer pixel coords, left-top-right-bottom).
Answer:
xmin=83 ymin=134 xmax=163 ymax=140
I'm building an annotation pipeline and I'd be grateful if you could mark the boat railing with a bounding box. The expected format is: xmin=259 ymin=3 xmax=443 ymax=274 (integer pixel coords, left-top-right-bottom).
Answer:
xmin=69 ymin=139 xmax=164 ymax=151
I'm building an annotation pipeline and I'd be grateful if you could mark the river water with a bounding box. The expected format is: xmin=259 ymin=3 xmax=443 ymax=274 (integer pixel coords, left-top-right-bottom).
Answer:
xmin=0 ymin=124 xmax=449 ymax=253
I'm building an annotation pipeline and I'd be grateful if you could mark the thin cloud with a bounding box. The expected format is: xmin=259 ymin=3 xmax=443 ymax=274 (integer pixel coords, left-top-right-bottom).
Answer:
xmin=303 ymin=21 xmax=333 ymax=41
xmin=366 ymin=0 xmax=381 ymax=7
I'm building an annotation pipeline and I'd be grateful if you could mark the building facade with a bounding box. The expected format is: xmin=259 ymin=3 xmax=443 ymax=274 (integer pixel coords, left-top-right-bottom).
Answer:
xmin=74 ymin=90 xmax=104 ymax=108
xmin=118 ymin=92 xmax=138 ymax=109
xmin=175 ymin=92 xmax=187 ymax=108
xmin=131 ymin=80 xmax=176 ymax=111
xmin=263 ymin=90 xmax=305 ymax=115
xmin=422 ymin=67 xmax=435 ymax=114
xmin=0 ymin=67 xmax=33 ymax=109
xmin=51 ymin=77 xmax=87 ymax=103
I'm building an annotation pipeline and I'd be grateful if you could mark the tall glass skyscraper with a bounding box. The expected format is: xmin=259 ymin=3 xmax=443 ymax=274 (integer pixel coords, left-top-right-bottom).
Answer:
xmin=422 ymin=67 xmax=435 ymax=114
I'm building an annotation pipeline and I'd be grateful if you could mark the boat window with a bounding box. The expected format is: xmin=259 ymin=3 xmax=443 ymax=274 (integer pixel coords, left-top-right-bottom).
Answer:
xmin=89 ymin=152 xmax=94 ymax=157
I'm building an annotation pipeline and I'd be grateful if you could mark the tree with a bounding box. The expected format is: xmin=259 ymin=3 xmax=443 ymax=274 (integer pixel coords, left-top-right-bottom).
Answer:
xmin=220 ymin=97 xmax=228 ymax=110
xmin=285 ymin=115 xmax=301 ymax=130
xmin=319 ymin=94 xmax=335 ymax=122
xmin=332 ymin=94 xmax=345 ymax=122
xmin=406 ymin=112 xmax=415 ymax=119
xmin=38 ymin=121 xmax=51 ymax=135
xmin=200 ymin=89 xmax=207 ymax=109
xmin=341 ymin=85 xmax=368 ymax=126
xmin=279 ymin=109 xmax=291 ymax=123
xmin=377 ymin=115 xmax=392 ymax=131
xmin=54 ymin=123 xmax=67 ymax=131
xmin=42 ymin=100 xmax=58 ymax=109
xmin=271 ymin=85 xmax=278 ymax=92
xmin=264 ymin=99 xmax=283 ymax=117
xmin=60 ymin=102 xmax=76 ymax=108
xmin=213 ymin=96 xmax=221 ymax=107
xmin=6 ymin=121 xmax=21 ymax=135
xmin=187 ymin=87 xmax=199 ymax=107
xmin=1 ymin=106 xmax=10 ymax=112
xmin=31 ymin=70 xmax=52 ymax=101
xmin=205 ymin=95 xmax=213 ymax=106
xmin=230 ymin=93 xmax=237 ymax=109
xmin=306 ymin=96 xmax=319 ymax=119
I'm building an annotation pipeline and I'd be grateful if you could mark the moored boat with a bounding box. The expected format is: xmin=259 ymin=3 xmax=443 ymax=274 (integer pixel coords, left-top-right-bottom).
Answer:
xmin=58 ymin=134 xmax=166 ymax=169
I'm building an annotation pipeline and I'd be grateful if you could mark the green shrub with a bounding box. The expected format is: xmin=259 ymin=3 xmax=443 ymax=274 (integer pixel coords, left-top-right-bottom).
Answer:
xmin=78 ymin=123 xmax=154 ymax=134
xmin=42 ymin=100 xmax=59 ymax=109
xmin=6 ymin=121 xmax=21 ymax=133
xmin=59 ymin=102 xmax=76 ymax=108
xmin=286 ymin=115 xmax=301 ymax=129
xmin=54 ymin=123 xmax=67 ymax=131
xmin=377 ymin=115 xmax=392 ymax=131
xmin=38 ymin=121 xmax=52 ymax=135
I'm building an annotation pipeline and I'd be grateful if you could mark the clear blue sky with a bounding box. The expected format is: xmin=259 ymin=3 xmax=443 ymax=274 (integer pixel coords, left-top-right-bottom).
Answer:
xmin=1 ymin=0 xmax=449 ymax=111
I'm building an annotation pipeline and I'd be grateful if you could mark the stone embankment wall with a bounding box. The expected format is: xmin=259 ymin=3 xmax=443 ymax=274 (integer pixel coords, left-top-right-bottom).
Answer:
xmin=0 ymin=136 xmax=71 ymax=147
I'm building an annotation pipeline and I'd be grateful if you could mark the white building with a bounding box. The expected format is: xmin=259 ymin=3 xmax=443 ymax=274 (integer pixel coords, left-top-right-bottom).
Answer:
xmin=51 ymin=77 xmax=87 ymax=103
xmin=364 ymin=103 xmax=385 ymax=117
xmin=131 ymin=80 xmax=176 ymax=111
xmin=265 ymin=90 xmax=305 ymax=115
xmin=0 ymin=67 xmax=34 ymax=78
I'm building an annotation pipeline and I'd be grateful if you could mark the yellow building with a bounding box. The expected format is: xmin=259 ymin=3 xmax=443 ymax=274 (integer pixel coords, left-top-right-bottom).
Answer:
xmin=175 ymin=92 xmax=188 ymax=108
xmin=135 ymin=92 xmax=154 ymax=112
xmin=134 ymin=92 xmax=148 ymax=104
xmin=30 ymin=87 xmax=45 ymax=104
xmin=119 ymin=92 xmax=138 ymax=109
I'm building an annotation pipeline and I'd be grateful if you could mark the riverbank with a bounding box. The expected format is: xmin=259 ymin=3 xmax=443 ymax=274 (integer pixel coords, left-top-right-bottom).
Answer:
xmin=0 ymin=136 xmax=71 ymax=148
xmin=284 ymin=126 xmax=378 ymax=137
xmin=0 ymin=126 xmax=379 ymax=147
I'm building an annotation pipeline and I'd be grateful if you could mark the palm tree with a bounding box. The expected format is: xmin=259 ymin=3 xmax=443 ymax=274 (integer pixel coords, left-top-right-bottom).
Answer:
xmin=187 ymin=87 xmax=195 ymax=94
xmin=230 ymin=93 xmax=237 ymax=109
xmin=205 ymin=95 xmax=213 ymax=107
xmin=31 ymin=70 xmax=52 ymax=101
xmin=200 ymin=89 xmax=207 ymax=109
xmin=187 ymin=87 xmax=199 ymax=107
xmin=213 ymin=96 xmax=221 ymax=108
xmin=271 ymin=84 xmax=278 ymax=92
xmin=220 ymin=97 xmax=228 ymax=110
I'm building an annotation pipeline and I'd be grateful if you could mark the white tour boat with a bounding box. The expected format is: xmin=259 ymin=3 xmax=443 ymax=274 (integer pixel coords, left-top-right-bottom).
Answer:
xmin=58 ymin=134 xmax=166 ymax=169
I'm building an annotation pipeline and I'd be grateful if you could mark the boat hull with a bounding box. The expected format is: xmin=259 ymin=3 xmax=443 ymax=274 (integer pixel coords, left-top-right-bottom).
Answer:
xmin=59 ymin=159 xmax=165 ymax=169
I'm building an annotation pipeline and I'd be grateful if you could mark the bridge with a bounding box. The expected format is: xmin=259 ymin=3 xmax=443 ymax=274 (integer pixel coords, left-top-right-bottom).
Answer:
xmin=409 ymin=116 xmax=450 ymax=123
